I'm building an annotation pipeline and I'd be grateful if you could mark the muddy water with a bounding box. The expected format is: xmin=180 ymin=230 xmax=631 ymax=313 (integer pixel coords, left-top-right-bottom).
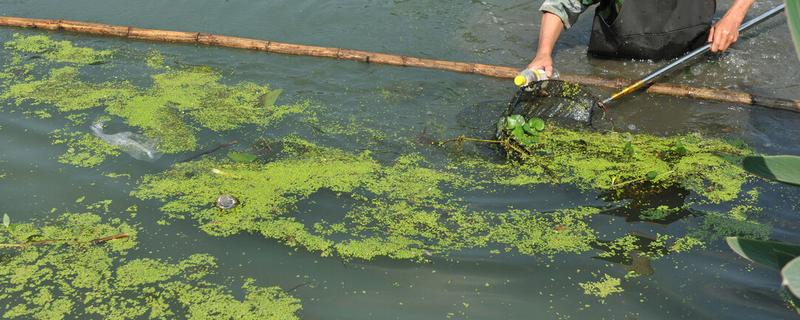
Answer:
xmin=1 ymin=0 xmax=799 ymax=319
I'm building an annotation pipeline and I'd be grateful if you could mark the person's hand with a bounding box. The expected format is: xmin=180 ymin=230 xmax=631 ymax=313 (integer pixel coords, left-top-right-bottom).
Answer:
xmin=527 ymin=54 xmax=554 ymax=77
xmin=708 ymin=14 xmax=743 ymax=53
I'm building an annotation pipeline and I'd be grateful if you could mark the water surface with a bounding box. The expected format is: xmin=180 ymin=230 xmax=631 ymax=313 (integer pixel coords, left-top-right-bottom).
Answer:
xmin=1 ymin=0 xmax=799 ymax=319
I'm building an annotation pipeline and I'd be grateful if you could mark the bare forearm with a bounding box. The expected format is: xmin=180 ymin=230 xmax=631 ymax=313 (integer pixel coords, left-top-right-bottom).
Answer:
xmin=536 ymin=12 xmax=565 ymax=58
xmin=709 ymin=0 xmax=755 ymax=52
xmin=723 ymin=0 xmax=755 ymax=23
xmin=527 ymin=12 xmax=565 ymax=76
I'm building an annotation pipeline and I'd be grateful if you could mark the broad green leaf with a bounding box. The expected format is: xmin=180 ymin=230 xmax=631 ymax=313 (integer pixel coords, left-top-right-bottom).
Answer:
xmin=511 ymin=126 xmax=526 ymax=140
xmin=260 ymin=89 xmax=283 ymax=107
xmin=528 ymin=117 xmax=545 ymax=132
xmin=782 ymin=257 xmax=800 ymax=300
xmin=742 ymin=155 xmax=800 ymax=186
xmin=788 ymin=0 xmax=800 ymax=60
xmin=645 ymin=171 xmax=658 ymax=181
xmin=522 ymin=124 xmax=533 ymax=135
xmin=727 ymin=237 xmax=800 ymax=270
xmin=227 ymin=151 xmax=258 ymax=163
xmin=505 ymin=115 xmax=525 ymax=130
xmin=2 ymin=214 xmax=9 ymax=228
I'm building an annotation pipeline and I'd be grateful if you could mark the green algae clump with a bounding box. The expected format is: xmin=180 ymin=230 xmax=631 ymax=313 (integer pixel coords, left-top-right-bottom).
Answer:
xmin=134 ymin=136 xmax=602 ymax=261
xmin=466 ymin=128 xmax=752 ymax=203
xmin=50 ymin=129 xmax=121 ymax=167
xmin=0 ymin=35 xmax=307 ymax=165
xmin=579 ymin=274 xmax=624 ymax=299
xmin=0 ymin=213 xmax=301 ymax=320
xmin=4 ymin=33 xmax=112 ymax=65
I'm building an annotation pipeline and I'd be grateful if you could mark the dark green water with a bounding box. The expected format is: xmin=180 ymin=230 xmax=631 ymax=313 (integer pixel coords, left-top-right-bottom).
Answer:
xmin=1 ymin=0 xmax=800 ymax=319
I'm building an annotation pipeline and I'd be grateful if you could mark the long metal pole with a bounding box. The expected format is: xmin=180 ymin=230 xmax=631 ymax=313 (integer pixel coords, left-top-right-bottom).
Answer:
xmin=601 ymin=4 xmax=786 ymax=105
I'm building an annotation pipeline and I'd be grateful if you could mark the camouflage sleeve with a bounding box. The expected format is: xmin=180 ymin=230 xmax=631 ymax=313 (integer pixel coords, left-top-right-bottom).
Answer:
xmin=538 ymin=0 xmax=600 ymax=29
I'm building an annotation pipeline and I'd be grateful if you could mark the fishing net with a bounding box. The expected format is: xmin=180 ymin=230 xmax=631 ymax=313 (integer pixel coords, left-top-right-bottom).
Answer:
xmin=493 ymin=80 xmax=614 ymax=157
xmin=503 ymin=80 xmax=610 ymax=129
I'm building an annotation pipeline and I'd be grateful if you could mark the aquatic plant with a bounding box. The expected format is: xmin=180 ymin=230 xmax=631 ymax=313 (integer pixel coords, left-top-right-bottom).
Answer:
xmin=471 ymin=122 xmax=753 ymax=203
xmin=0 ymin=35 xmax=306 ymax=166
xmin=579 ymin=274 xmax=624 ymax=299
xmin=743 ymin=155 xmax=800 ymax=186
xmin=4 ymin=33 xmax=112 ymax=65
xmin=134 ymin=136 xmax=603 ymax=261
xmin=0 ymin=212 xmax=301 ymax=319
xmin=0 ymin=33 xmax=779 ymax=303
xmin=728 ymin=154 xmax=800 ymax=312
xmin=789 ymin=0 xmax=800 ymax=59
xmin=50 ymin=129 xmax=121 ymax=167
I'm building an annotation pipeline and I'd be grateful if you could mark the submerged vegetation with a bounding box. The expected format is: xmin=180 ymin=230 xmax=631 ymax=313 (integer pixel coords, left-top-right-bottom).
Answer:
xmin=0 ymin=213 xmax=301 ymax=319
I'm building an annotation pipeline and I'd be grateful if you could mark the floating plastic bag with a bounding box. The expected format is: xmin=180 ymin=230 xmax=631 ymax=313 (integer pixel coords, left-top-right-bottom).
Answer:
xmin=90 ymin=121 xmax=162 ymax=161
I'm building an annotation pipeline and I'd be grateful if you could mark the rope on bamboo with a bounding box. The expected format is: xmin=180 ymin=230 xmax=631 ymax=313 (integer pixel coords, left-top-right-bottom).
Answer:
xmin=1 ymin=16 xmax=798 ymax=113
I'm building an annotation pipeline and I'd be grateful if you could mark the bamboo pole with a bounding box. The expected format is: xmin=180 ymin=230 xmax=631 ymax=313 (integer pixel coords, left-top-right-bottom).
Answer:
xmin=1 ymin=16 xmax=798 ymax=113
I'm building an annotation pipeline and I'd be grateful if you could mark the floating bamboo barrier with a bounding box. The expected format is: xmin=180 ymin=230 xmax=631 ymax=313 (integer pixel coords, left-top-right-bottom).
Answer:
xmin=1 ymin=16 xmax=798 ymax=113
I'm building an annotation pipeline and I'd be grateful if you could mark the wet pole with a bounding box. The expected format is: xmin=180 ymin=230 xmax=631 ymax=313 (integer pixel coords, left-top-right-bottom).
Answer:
xmin=600 ymin=4 xmax=787 ymax=106
xmin=0 ymin=15 xmax=798 ymax=113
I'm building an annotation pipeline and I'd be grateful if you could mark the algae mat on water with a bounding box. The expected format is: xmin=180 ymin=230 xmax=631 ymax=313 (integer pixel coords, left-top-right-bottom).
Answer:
xmin=133 ymin=135 xmax=766 ymax=263
xmin=134 ymin=136 xmax=604 ymax=261
xmin=0 ymin=33 xmax=775 ymax=304
xmin=0 ymin=34 xmax=307 ymax=166
xmin=466 ymin=127 xmax=754 ymax=203
xmin=0 ymin=213 xmax=301 ymax=320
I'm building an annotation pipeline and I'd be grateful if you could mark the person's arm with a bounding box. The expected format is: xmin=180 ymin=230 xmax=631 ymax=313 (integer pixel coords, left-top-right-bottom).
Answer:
xmin=708 ymin=0 xmax=756 ymax=53
xmin=528 ymin=12 xmax=564 ymax=77
xmin=529 ymin=0 xmax=595 ymax=77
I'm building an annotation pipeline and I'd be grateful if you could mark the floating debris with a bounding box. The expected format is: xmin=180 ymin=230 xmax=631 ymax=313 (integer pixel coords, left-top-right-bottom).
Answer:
xmin=216 ymin=195 xmax=239 ymax=210
xmin=90 ymin=121 xmax=162 ymax=161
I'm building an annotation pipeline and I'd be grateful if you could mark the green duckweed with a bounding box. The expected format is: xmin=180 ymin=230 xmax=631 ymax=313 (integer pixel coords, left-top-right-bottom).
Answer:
xmin=579 ymin=274 xmax=624 ymax=299
xmin=134 ymin=136 xmax=602 ymax=261
xmin=0 ymin=34 xmax=776 ymax=301
xmin=4 ymin=33 xmax=112 ymax=65
xmin=0 ymin=213 xmax=301 ymax=320
xmin=50 ymin=129 xmax=121 ymax=167
xmin=464 ymin=128 xmax=752 ymax=203
xmin=0 ymin=35 xmax=306 ymax=164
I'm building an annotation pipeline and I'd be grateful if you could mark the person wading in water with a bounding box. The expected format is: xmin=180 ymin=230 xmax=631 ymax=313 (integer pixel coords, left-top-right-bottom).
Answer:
xmin=528 ymin=0 xmax=756 ymax=77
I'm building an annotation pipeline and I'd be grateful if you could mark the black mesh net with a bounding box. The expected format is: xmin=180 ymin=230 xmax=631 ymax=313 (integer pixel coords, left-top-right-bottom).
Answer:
xmin=503 ymin=80 xmax=610 ymax=129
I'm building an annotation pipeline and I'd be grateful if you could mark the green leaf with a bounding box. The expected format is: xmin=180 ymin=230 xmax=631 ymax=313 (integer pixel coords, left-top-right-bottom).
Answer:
xmin=260 ymin=89 xmax=283 ymax=107
xmin=782 ymin=257 xmax=800 ymax=300
xmin=742 ymin=155 xmax=800 ymax=186
xmin=522 ymin=123 xmax=532 ymax=134
xmin=2 ymin=214 xmax=9 ymax=228
xmin=505 ymin=115 xmax=525 ymax=130
xmin=511 ymin=126 xmax=526 ymax=140
xmin=227 ymin=151 xmax=258 ymax=163
xmin=727 ymin=237 xmax=800 ymax=270
xmin=645 ymin=171 xmax=658 ymax=181
xmin=788 ymin=0 xmax=800 ymax=60
xmin=527 ymin=117 xmax=545 ymax=132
